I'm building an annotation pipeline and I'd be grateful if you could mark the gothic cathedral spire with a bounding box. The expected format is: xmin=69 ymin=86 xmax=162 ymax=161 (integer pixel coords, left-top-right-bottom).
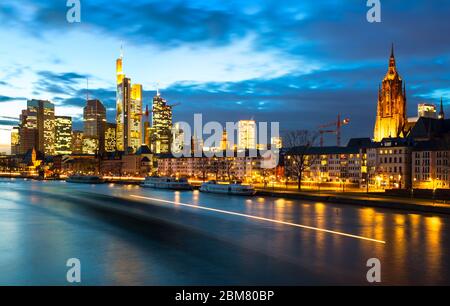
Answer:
xmin=373 ymin=45 xmax=407 ymax=141
xmin=439 ymin=97 xmax=445 ymax=120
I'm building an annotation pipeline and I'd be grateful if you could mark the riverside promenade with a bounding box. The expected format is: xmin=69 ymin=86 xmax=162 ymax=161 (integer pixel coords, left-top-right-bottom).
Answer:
xmin=256 ymin=188 xmax=450 ymax=215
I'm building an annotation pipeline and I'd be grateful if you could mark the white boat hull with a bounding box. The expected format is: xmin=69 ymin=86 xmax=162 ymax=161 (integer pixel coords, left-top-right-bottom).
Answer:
xmin=141 ymin=182 xmax=193 ymax=190
xmin=66 ymin=176 xmax=105 ymax=184
xmin=199 ymin=184 xmax=256 ymax=196
xmin=141 ymin=177 xmax=193 ymax=190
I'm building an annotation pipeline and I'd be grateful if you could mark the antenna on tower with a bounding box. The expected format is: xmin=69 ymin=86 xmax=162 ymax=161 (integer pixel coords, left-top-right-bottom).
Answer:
xmin=120 ymin=43 xmax=124 ymax=59
xmin=86 ymin=77 xmax=89 ymax=101
xmin=156 ymin=82 xmax=160 ymax=96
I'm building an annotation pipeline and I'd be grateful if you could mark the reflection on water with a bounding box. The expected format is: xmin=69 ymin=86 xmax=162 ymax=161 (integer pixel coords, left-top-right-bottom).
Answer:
xmin=0 ymin=178 xmax=449 ymax=285
xmin=424 ymin=216 xmax=443 ymax=283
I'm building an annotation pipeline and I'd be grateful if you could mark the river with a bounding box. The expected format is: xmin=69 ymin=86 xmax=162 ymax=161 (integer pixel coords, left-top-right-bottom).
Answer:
xmin=0 ymin=178 xmax=449 ymax=285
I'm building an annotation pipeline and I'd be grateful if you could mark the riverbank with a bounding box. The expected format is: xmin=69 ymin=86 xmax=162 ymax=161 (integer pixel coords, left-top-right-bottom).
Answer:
xmin=0 ymin=174 xmax=144 ymax=185
xmin=256 ymin=189 xmax=450 ymax=215
xmin=2 ymin=175 xmax=449 ymax=215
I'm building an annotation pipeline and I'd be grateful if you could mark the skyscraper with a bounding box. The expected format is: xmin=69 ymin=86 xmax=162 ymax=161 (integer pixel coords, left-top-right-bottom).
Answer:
xmin=83 ymin=99 xmax=106 ymax=154
xmin=55 ymin=116 xmax=72 ymax=155
xmin=116 ymin=76 xmax=131 ymax=152
xmin=115 ymin=49 xmax=143 ymax=153
xmin=10 ymin=127 xmax=20 ymax=155
xmin=20 ymin=99 xmax=55 ymax=155
xmin=18 ymin=108 xmax=36 ymax=155
xmin=373 ymin=45 xmax=407 ymax=141
xmin=439 ymin=97 xmax=445 ymax=120
xmin=129 ymin=84 xmax=143 ymax=151
xmin=238 ymin=120 xmax=257 ymax=150
xmin=143 ymin=105 xmax=151 ymax=146
xmin=105 ymin=123 xmax=117 ymax=152
xmin=150 ymin=91 xmax=173 ymax=154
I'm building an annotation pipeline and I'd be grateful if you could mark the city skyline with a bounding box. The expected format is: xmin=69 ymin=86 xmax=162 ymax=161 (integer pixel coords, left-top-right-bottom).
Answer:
xmin=1 ymin=0 xmax=450 ymax=154
xmin=2 ymin=1 xmax=450 ymax=288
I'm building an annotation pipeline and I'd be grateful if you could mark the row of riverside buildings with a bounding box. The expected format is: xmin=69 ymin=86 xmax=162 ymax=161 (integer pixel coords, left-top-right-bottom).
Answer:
xmin=3 ymin=45 xmax=450 ymax=190
xmin=282 ymin=46 xmax=449 ymax=190
xmin=158 ymin=46 xmax=450 ymax=190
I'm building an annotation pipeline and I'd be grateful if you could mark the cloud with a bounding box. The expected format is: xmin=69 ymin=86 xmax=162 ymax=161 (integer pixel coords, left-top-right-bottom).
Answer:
xmin=37 ymin=71 xmax=87 ymax=83
xmin=3 ymin=0 xmax=450 ymax=63
xmin=0 ymin=119 xmax=17 ymax=126
xmin=0 ymin=95 xmax=26 ymax=103
xmin=2 ymin=0 xmax=450 ymax=146
xmin=33 ymin=70 xmax=88 ymax=95
xmin=53 ymin=88 xmax=117 ymax=123
xmin=159 ymin=56 xmax=448 ymax=144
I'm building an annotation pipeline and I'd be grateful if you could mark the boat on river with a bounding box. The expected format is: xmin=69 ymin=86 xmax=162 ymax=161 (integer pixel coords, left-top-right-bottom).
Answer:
xmin=141 ymin=176 xmax=193 ymax=190
xmin=66 ymin=175 xmax=105 ymax=184
xmin=199 ymin=180 xmax=256 ymax=196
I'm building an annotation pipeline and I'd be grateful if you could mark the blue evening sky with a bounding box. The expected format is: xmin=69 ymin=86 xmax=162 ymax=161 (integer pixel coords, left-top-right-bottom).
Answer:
xmin=0 ymin=0 xmax=449 ymax=152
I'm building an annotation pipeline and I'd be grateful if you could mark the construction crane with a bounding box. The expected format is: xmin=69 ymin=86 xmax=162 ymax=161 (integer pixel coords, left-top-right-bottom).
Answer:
xmin=168 ymin=102 xmax=181 ymax=108
xmin=317 ymin=114 xmax=350 ymax=147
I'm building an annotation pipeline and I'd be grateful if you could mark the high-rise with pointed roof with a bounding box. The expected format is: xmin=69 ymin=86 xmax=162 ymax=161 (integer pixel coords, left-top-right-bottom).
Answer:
xmin=115 ymin=47 xmax=143 ymax=153
xmin=438 ymin=97 xmax=445 ymax=120
xmin=373 ymin=44 xmax=407 ymax=141
xmin=149 ymin=91 xmax=172 ymax=154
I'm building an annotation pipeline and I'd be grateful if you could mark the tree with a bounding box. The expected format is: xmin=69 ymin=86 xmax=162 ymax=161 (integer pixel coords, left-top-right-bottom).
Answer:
xmin=209 ymin=157 xmax=221 ymax=180
xmin=222 ymin=157 xmax=235 ymax=181
xmin=197 ymin=156 xmax=210 ymax=182
xmin=283 ymin=130 xmax=319 ymax=191
xmin=261 ymin=167 xmax=273 ymax=188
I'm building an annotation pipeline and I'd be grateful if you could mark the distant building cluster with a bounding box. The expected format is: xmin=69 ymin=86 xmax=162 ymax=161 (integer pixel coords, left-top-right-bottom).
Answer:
xmin=4 ymin=50 xmax=273 ymax=179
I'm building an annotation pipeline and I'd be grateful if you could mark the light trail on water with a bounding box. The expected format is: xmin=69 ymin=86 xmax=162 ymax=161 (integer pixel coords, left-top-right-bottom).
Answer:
xmin=130 ymin=195 xmax=386 ymax=244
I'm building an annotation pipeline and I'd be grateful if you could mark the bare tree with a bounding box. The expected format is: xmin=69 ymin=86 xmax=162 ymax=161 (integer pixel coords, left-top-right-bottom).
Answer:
xmin=209 ymin=158 xmax=221 ymax=180
xmin=223 ymin=157 xmax=235 ymax=181
xmin=114 ymin=161 xmax=125 ymax=177
xmin=283 ymin=130 xmax=319 ymax=191
xmin=261 ymin=167 xmax=273 ymax=188
xmin=197 ymin=156 xmax=210 ymax=182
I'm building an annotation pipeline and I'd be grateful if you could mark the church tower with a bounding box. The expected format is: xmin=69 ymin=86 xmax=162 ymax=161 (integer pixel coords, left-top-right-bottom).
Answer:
xmin=438 ymin=97 xmax=445 ymax=120
xmin=373 ymin=44 xmax=407 ymax=141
